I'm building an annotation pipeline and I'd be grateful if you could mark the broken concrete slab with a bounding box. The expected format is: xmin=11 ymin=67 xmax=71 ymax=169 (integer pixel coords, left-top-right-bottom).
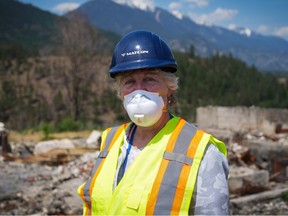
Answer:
xmin=245 ymin=139 xmax=288 ymax=181
xmin=229 ymin=165 xmax=269 ymax=195
xmin=86 ymin=130 xmax=101 ymax=148
xmin=230 ymin=187 xmax=288 ymax=204
xmin=34 ymin=139 xmax=75 ymax=155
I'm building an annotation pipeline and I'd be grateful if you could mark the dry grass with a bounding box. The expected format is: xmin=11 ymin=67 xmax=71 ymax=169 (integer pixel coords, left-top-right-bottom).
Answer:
xmin=9 ymin=130 xmax=92 ymax=143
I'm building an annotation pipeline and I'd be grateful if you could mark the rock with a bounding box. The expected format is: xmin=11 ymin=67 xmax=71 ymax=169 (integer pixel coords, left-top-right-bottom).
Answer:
xmin=229 ymin=165 xmax=269 ymax=195
xmin=246 ymin=139 xmax=288 ymax=180
xmin=86 ymin=130 xmax=101 ymax=148
xmin=55 ymin=178 xmax=84 ymax=214
xmin=34 ymin=139 xmax=75 ymax=155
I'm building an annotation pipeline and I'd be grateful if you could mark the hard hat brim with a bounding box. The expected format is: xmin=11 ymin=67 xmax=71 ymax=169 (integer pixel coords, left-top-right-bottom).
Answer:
xmin=109 ymin=59 xmax=177 ymax=78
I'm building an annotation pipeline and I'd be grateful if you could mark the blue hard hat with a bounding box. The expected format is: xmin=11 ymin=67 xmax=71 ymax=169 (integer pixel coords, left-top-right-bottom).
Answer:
xmin=109 ymin=30 xmax=177 ymax=78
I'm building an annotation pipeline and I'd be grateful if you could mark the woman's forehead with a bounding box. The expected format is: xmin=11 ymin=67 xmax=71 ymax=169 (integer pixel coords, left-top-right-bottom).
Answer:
xmin=122 ymin=69 xmax=160 ymax=77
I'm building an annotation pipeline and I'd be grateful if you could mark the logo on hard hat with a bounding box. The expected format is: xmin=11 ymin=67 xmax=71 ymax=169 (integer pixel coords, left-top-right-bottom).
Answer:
xmin=121 ymin=50 xmax=149 ymax=57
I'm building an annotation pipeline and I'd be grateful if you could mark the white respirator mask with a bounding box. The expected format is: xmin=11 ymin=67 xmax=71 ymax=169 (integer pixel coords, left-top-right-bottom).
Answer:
xmin=123 ymin=90 xmax=165 ymax=127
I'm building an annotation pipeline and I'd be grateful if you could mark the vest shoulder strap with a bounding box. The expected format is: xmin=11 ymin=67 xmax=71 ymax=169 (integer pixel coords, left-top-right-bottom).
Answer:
xmin=146 ymin=118 xmax=209 ymax=215
xmin=79 ymin=123 xmax=127 ymax=215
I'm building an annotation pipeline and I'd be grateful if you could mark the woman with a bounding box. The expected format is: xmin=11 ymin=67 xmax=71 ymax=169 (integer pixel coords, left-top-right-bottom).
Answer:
xmin=78 ymin=30 xmax=229 ymax=215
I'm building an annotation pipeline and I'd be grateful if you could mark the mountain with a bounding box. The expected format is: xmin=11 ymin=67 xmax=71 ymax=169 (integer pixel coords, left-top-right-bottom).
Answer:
xmin=0 ymin=0 xmax=63 ymax=51
xmin=66 ymin=0 xmax=288 ymax=73
xmin=0 ymin=0 xmax=119 ymax=55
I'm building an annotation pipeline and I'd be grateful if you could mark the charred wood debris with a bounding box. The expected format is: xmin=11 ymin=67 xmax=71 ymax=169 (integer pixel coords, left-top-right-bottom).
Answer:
xmin=0 ymin=124 xmax=288 ymax=215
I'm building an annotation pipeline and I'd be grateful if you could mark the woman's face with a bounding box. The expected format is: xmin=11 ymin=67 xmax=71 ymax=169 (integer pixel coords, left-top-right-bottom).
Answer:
xmin=119 ymin=69 xmax=171 ymax=102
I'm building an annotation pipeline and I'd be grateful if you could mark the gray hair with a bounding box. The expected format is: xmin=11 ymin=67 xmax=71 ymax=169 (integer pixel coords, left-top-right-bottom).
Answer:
xmin=114 ymin=69 xmax=179 ymax=106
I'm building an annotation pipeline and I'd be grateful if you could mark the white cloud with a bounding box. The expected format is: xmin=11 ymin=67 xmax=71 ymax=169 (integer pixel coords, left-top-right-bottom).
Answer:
xmin=191 ymin=7 xmax=238 ymax=25
xmin=186 ymin=0 xmax=209 ymax=7
xmin=113 ymin=0 xmax=155 ymax=11
xmin=168 ymin=0 xmax=209 ymax=11
xmin=274 ymin=26 xmax=288 ymax=37
xmin=171 ymin=10 xmax=184 ymax=19
xmin=167 ymin=0 xmax=211 ymax=20
xmin=227 ymin=24 xmax=252 ymax=37
xmin=53 ymin=3 xmax=80 ymax=13
xmin=239 ymin=28 xmax=252 ymax=37
xmin=168 ymin=2 xmax=184 ymax=19
xmin=227 ymin=24 xmax=237 ymax=30
xmin=257 ymin=25 xmax=269 ymax=34
xmin=169 ymin=2 xmax=182 ymax=10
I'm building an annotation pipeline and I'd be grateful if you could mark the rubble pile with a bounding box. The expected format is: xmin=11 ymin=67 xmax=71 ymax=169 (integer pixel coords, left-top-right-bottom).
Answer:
xmin=0 ymin=131 xmax=101 ymax=215
xmin=0 ymin=127 xmax=287 ymax=215
xmin=225 ymin=129 xmax=288 ymax=215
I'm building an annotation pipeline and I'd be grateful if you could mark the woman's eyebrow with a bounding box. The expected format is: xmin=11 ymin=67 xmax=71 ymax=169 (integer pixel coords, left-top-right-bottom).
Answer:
xmin=145 ymin=72 xmax=159 ymax=76
xmin=121 ymin=75 xmax=133 ymax=80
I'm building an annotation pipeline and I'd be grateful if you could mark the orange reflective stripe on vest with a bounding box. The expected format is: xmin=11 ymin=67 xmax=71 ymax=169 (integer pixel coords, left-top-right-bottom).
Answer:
xmin=80 ymin=124 xmax=125 ymax=215
xmin=146 ymin=118 xmax=204 ymax=215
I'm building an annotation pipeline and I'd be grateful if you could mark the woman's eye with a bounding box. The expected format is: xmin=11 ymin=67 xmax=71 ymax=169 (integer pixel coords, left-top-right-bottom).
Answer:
xmin=145 ymin=77 xmax=156 ymax=82
xmin=124 ymin=79 xmax=134 ymax=85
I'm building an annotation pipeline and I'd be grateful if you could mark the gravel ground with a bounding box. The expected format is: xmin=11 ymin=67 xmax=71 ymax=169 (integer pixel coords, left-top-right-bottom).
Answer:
xmin=231 ymin=198 xmax=288 ymax=215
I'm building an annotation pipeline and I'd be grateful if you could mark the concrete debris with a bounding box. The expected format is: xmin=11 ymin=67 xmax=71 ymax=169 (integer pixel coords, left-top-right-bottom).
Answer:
xmin=34 ymin=139 xmax=75 ymax=155
xmin=276 ymin=123 xmax=288 ymax=134
xmin=0 ymin=145 xmax=99 ymax=215
xmin=86 ymin=130 xmax=101 ymax=148
xmin=1 ymin=124 xmax=288 ymax=215
xmin=197 ymin=106 xmax=288 ymax=136
xmin=230 ymin=187 xmax=288 ymax=205
xmin=229 ymin=165 xmax=269 ymax=195
xmin=197 ymin=106 xmax=288 ymax=214
xmin=230 ymin=186 xmax=288 ymax=215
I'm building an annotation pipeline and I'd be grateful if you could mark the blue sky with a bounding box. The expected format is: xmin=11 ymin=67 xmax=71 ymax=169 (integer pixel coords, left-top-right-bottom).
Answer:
xmin=19 ymin=0 xmax=288 ymax=40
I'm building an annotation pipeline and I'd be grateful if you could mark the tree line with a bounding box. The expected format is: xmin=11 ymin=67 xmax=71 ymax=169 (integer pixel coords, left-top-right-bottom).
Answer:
xmin=174 ymin=52 xmax=288 ymax=121
xmin=1 ymin=49 xmax=287 ymax=132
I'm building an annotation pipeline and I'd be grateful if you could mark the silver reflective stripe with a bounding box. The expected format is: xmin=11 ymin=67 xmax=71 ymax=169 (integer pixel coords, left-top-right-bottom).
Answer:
xmin=83 ymin=126 xmax=120 ymax=208
xmin=153 ymin=122 xmax=197 ymax=215
xmin=163 ymin=152 xmax=193 ymax=165
xmin=98 ymin=151 xmax=109 ymax=158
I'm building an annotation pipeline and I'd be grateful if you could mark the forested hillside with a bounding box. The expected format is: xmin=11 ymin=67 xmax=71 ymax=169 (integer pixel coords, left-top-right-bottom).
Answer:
xmin=175 ymin=52 xmax=288 ymax=120
xmin=0 ymin=0 xmax=61 ymax=52
xmin=1 ymin=50 xmax=287 ymax=131
xmin=0 ymin=0 xmax=119 ymax=57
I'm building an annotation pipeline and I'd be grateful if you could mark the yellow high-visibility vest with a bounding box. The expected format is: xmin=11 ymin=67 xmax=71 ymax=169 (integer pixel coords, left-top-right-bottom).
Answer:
xmin=78 ymin=116 xmax=227 ymax=215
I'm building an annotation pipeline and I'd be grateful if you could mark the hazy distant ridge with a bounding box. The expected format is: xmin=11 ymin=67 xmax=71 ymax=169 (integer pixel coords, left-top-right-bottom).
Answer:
xmin=66 ymin=0 xmax=288 ymax=73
